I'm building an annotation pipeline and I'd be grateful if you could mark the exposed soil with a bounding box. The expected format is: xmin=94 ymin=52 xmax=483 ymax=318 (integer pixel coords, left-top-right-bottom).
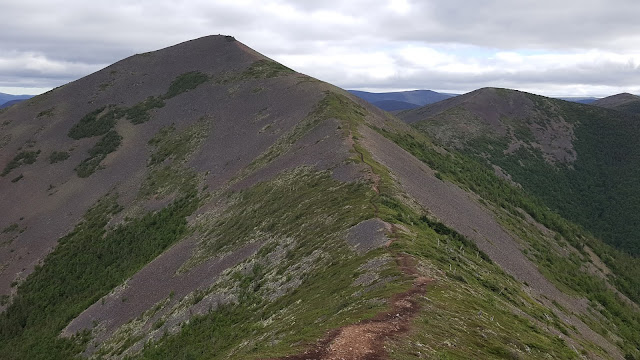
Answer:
xmin=270 ymin=253 xmax=431 ymax=360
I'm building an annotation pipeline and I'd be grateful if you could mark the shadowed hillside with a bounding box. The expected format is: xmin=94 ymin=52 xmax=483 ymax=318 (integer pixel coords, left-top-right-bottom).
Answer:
xmin=592 ymin=92 xmax=640 ymax=114
xmin=0 ymin=38 xmax=638 ymax=360
xmin=399 ymin=87 xmax=640 ymax=255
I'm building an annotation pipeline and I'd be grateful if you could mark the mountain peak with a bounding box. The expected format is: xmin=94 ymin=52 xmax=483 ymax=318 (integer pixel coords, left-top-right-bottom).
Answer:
xmin=399 ymin=87 xmax=580 ymax=163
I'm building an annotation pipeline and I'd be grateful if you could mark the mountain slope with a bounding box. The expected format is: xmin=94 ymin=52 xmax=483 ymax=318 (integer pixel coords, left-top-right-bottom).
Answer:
xmin=592 ymin=92 xmax=640 ymax=114
xmin=0 ymin=38 xmax=638 ymax=360
xmin=399 ymin=86 xmax=640 ymax=255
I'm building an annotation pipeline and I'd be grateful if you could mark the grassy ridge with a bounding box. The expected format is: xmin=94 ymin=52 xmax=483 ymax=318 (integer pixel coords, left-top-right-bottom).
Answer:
xmin=378 ymin=127 xmax=640 ymax=356
xmin=135 ymin=168 xmax=401 ymax=359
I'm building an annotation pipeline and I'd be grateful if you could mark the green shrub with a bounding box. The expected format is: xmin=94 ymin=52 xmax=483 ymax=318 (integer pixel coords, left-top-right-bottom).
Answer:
xmin=1 ymin=150 xmax=40 ymax=176
xmin=75 ymin=130 xmax=122 ymax=177
xmin=68 ymin=106 xmax=122 ymax=139
xmin=164 ymin=72 xmax=209 ymax=99
xmin=124 ymin=96 xmax=165 ymax=124
xmin=49 ymin=151 xmax=70 ymax=164
xmin=37 ymin=108 xmax=54 ymax=118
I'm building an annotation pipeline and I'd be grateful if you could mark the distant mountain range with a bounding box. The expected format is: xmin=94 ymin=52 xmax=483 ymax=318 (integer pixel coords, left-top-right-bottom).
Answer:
xmin=349 ymin=89 xmax=612 ymax=111
xmin=347 ymin=89 xmax=456 ymax=111
xmin=557 ymin=96 xmax=599 ymax=104
xmin=0 ymin=93 xmax=32 ymax=108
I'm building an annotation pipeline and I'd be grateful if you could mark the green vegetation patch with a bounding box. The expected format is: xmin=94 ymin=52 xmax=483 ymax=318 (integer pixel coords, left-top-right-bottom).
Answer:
xmin=189 ymin=167 xmax=375 ymax=267
xmin=147 ymin=120 xmax=210 ymax=166
xmin=10 ymin=174 xmax=23 ymax=183
xmin=2 ymin=223 xmax=19 ymax=234
xmin=239 ymin=59 xmax=294 ymax=80
xmin=124 ymin=96 xmax=165 ymax=124
xmin=75 ymin=130 xmax=122 ymax=177
xmin=1 ymin=150 xmax=40 ymax=176
xmin=49 ymin=151 xmax=70 ymax=164
xmin=139 ymin=165 xmax=199 ymax=200
xmin=138 ymin=119 xmax=209 ymax=199
xmin=0 ymin=188 xmax=201 ymax=359
xmin=37 ymin=107 xmax=55 ymax=118
xmin=217 ymin=59 xmax=294 ymax=85
xmin=68 ymin=106 xmax=121 ymax=139
xmin=164 ymin=72 xmax=210 ymax=99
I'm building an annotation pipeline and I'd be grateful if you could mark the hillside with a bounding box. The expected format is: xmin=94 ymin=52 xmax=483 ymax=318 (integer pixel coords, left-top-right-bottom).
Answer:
xmin=0 ymin=38 xmax=638 ymax=360
xmin=399 ymin=87 xmax=640 ymax=255
xmin=592 ymin=93 xmax=640 ymax=114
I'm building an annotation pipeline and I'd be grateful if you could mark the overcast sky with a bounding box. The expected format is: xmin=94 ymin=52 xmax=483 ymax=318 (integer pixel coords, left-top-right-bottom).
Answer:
xmin=2 ymin=0 xmax=639 ymax=97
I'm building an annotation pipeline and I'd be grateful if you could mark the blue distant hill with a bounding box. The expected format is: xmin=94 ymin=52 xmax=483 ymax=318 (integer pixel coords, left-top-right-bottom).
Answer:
xmin=348 ymin=89 xmax=456 ymax=111
xmin=372 ymin=100 xmax=421 ymax=111
xmin=557 ymin=97 xmax=599 ymax=104
xmin=0 ymin=92 xmax=33 ymax=108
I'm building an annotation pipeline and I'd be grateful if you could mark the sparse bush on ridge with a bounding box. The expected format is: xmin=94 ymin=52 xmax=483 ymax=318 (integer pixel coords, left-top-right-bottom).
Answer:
xmin=36 ymin=107 xmax=54 ymax=118
xmin=124 ymin=96 xmax=165 ymax=124
xmin=1 ymin=150 xmax=40 ymax=176
xmin=49 ymin=151 xmax=70 ymax=164
xmin=164 ymin=72 xmax=209 ymax=99
xmin=75 ymin=130 xmax=122 ymax=177
xmin=68 ymin=106 xmax=120 ymax=139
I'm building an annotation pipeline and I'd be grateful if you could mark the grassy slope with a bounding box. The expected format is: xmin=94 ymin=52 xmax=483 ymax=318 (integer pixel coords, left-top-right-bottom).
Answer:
xmin=378 ymin=126 xmax=640 ymax=357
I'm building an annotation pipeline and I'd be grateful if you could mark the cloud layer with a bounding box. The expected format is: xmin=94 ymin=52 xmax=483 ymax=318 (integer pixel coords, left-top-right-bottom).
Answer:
xmin=2 ymin=0 xmax=639 ymax=96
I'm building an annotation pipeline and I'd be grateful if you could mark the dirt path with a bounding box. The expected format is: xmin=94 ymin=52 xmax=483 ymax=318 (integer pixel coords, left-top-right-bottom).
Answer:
xmin=269 ymin=133 xmax=430 ymax=359
xmin=270 ymin=254 xmax=431 ymax=360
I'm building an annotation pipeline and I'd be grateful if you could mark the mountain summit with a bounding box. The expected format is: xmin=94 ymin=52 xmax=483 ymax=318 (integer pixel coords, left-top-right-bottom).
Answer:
xmin=0 ymin=37 xmax=638 ymax=359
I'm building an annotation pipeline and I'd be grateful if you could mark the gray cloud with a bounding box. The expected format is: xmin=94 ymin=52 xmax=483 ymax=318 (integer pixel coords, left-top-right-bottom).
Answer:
xmin=1 ymin=0 xmax=639 ymax=96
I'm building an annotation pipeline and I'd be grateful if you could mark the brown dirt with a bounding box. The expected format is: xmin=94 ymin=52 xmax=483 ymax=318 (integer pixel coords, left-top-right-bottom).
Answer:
xmin=269 ymin=253 xmax=431 ymax=360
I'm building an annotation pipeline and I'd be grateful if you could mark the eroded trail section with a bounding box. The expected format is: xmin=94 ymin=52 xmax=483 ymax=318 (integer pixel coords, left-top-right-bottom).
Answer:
xmin=270 ymin=254 xmax=431 ymax=360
